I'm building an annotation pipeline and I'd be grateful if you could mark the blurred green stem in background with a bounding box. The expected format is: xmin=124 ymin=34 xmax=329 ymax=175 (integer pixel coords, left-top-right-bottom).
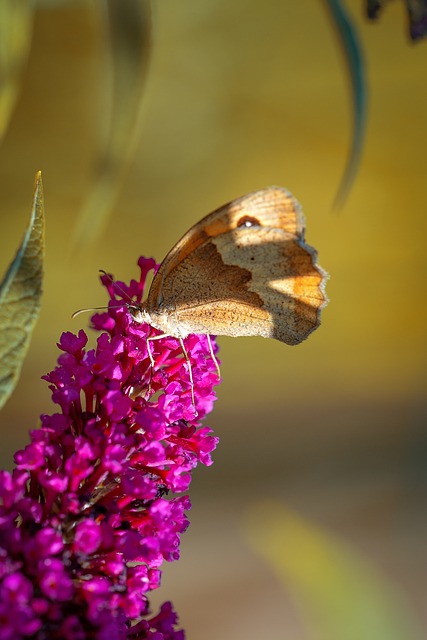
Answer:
xmin=324 ymin=0 xmax=367 ymax=209
xmin=0 ymin=1 xmax=34 ymax=142
xmin=246 ymin=501 xmax=425 ymax=640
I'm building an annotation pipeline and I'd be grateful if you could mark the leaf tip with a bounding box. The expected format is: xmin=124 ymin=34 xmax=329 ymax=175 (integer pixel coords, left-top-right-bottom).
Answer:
xmin=34 ymin=170 xmax=43 ymax=190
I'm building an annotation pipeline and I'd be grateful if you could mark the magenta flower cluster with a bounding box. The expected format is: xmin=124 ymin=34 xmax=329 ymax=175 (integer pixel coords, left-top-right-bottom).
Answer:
xmin=0 ymin=257 xmax=220 ymax=639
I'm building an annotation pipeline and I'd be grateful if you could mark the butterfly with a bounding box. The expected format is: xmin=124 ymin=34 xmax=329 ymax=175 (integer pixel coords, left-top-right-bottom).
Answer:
xmin=129 ymin=186 xmax=328 ymax=401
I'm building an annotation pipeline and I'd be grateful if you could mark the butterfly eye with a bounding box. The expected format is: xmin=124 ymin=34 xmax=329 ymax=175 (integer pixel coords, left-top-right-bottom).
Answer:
xmin=237 ymin=215 xmax=260 ymax=228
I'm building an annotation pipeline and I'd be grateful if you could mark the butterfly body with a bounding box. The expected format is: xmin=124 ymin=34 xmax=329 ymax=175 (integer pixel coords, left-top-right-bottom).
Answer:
xmin=130 ymin=186 xmax=328 ymax=346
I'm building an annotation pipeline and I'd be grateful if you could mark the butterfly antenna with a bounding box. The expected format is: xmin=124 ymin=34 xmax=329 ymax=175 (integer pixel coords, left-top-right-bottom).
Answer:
xmin=72 ymin=306 xmax=112 ymax=319
xmin=99 ymin=269 xmax=134 ymax=303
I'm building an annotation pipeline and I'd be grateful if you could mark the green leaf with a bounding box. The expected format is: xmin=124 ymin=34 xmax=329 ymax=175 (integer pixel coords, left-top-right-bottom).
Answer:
xmin=246 ymin=502 xmax=424 ymax=640
xmin=0 ymin=172 xmax=45 ymax=410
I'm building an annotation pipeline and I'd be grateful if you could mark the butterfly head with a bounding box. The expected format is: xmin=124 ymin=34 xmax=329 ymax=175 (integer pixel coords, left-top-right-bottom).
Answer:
xmin=128 ymin=302 xmax=152 ymax=326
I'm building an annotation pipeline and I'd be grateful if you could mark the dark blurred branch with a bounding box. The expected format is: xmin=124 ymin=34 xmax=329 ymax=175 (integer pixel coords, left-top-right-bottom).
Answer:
xmin=366 ymin=0 xmax=427 ymax=40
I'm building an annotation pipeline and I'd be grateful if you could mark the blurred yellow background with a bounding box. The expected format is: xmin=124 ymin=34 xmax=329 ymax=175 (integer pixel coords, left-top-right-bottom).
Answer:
xmin=0 ymin=1 xmax=426 ymax=638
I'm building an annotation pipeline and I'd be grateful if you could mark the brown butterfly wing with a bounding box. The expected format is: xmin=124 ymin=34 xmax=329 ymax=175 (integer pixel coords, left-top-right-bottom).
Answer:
xmin=145 ymin=187 xmax=328 ymax=345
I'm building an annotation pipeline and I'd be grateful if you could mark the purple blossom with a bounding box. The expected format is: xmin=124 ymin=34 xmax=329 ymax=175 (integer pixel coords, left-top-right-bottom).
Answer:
xmin=0 ymin=257 xmax=220 ymax=639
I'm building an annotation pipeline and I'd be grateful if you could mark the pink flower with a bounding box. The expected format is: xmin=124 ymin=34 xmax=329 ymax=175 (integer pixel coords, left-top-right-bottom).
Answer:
xmin=0 ymin=257 xmax=220 ymax=638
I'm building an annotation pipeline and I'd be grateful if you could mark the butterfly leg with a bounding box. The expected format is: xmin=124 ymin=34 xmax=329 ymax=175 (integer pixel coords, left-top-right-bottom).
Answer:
xmin=146 ymin=333 xmax=177 ymax=399
xmin=207 ymin=335 xmax=221 ymax=380
xmin=145 ymin=334 xmax=196 ymax=410
xmin=145 ymin=335 xmax=158 ymax=399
